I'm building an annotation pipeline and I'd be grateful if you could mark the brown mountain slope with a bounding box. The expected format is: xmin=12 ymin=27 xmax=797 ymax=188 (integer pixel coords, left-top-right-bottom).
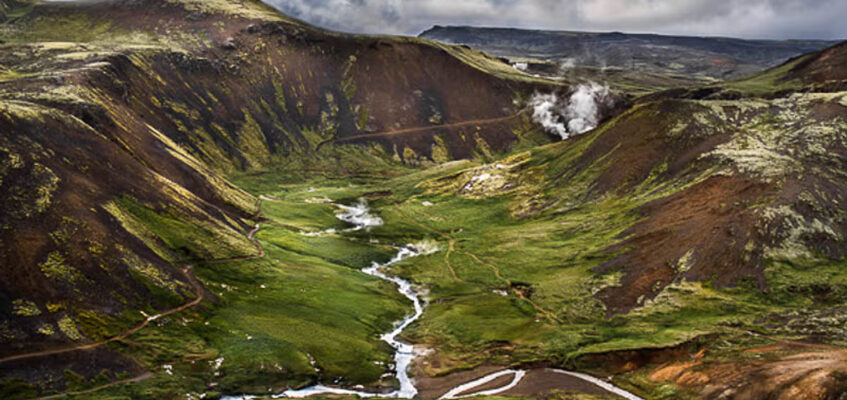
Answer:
xmin=786 ymin=41 xmax=847 ymax=90
xmin=517 ymin=41 xmax=847 ymax=314
xmin=0 ymin=0 xmax=563 ymax=370
xmin=592 ymin=89 xmax=846 ymax=313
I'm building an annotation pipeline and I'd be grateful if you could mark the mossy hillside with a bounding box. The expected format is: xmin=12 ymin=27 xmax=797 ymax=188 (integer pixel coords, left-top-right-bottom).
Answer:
xmin=649 ymin=49 xmax=829 ymax=100
xmin=107 ymin=196 xmax=255 ymax=261
xmin=4 ymin=101 xmax=847 ymax=400
xmin=718 ymin=55 xmax=806 ymax=97
xmin=0 ymin=0 xmax=561 ymax=181
xmin=198 ymin=92 xmax=847 ymax=394
xmin=0 ymin=4 xmax=556 ymax=391
xmin=8 ymin=81 xmax=844 ymax=400
xmin=3 ymin=2 xmax=847 ymax=400
xmin=46 ymin=193 xmax=412 ymax=399
xmin=0 ymin=83 xmax=262 ymax=399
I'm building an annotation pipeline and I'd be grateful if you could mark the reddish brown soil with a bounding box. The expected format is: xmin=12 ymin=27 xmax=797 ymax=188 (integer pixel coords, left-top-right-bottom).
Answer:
xmin=452 ymin=373 xmax=515 ymax=397
xmin=596 ymin=174 xmax=775 ymax=312
xmin=788 ymin=41 xmax=847 ymax=89
xmin=416 ymin=366 xmax=627 ymax=399
xmin=0 ymin=216 xmax=262 ymax=365
xmin=315 ymin=109 xmax=528 ymax=152
xmin=649 ymin=345 xmax=847 ymax=400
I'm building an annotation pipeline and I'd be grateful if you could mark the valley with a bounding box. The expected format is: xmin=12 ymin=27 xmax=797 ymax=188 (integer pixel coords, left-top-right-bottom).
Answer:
xmin=1 ymin=0 xmax=847 ymax=399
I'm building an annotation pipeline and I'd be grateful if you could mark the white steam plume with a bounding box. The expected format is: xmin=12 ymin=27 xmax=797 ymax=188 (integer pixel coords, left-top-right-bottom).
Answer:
xmin=529 ymin=82 xmax=612 ymax=140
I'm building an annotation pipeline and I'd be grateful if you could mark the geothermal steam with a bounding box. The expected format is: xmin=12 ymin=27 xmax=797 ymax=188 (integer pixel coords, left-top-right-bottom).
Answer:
xmin=530 ymin=82 xmax=612 ymax=140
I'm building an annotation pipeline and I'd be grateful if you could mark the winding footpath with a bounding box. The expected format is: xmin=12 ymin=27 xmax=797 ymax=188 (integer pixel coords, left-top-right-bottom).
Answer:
xmin=315 ymin=109 xmax=528 ymax=152
xmin=439 ymin=369 xmax=643 ymax=400
xmin=1 ymin=219 xmax=264 ymax=366
xmin=7 ymin=201 xmax=265 ymax=400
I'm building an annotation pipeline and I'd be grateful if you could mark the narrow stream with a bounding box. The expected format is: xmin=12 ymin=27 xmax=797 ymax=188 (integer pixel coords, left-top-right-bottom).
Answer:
xmin=284 ymin=245 xmax=429 ymax=399
xmin=227 ymin=200 xmax=429 ymax=399
xmin=225 ymin=199 xmax=643 ymax=400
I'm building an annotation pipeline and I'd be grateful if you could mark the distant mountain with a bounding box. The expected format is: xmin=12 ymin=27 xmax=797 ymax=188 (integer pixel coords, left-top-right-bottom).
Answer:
xmin=420 ymin=26 xmax=840 ymax=79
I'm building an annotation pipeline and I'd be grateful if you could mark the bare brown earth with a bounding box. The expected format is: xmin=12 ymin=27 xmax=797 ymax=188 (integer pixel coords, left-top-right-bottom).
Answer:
xmin=414 ymin=364 xmax=504 ymax=399
xmin=452 ymin=373 xmax=515 ymax=397
xmin=502 ymin=369 xmax=619 ymax=398
xmin=0 ymin=202 xmax=264 ymax=400
xmin=788 ymin=42 xmax=847 ymax=90
xmin=596 ymin=175 xmax=776 ymax=313
xmin=648 ymin=344 xmax=847 ymax=399
xmin=415 ymin=366 xmax=626 ymax=399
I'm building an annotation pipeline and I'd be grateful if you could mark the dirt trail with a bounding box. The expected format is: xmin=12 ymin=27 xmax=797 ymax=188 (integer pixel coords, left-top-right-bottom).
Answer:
xmin=460 ymin=250 xmax=561 ymax=324
xmin=390 ymin=203 xmax=559 ymax=323
xmin=1 ymin=217 xmax=264 ymax=365
xmin=35 ymin=372 xmax=155 ymax=400
xmin=8 ymin=200 xmax=265 ymax=399
xmin=316 ymin=109 xmax=528 ymax=152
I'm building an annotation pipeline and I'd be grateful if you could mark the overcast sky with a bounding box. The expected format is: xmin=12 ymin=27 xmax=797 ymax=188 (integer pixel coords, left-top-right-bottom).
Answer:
xmin=262 ymin=0 xmax=847 ymax=40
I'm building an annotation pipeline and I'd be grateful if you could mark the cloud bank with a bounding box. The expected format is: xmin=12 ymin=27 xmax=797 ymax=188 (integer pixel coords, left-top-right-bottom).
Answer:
xmin=263 ymin=0 xmax=847 ymax=40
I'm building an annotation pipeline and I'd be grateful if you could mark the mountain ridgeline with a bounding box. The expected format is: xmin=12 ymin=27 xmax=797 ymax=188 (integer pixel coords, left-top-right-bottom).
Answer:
xmin=419 ymin=25 xmax=839 ymax=80
xmin=1 ymin=0 xmax=847 ymax=399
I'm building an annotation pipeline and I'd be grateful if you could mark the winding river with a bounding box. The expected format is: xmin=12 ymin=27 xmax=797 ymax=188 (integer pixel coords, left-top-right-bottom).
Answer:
xmin=225 ymin=200 xmax=643 ymax=400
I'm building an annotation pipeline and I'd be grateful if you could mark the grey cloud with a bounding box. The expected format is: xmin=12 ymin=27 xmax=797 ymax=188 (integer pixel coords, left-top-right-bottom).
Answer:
xmin=262 ymin=0 xmax=847 ymax=40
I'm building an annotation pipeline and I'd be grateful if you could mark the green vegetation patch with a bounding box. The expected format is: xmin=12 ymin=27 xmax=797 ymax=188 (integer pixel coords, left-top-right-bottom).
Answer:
xmin=112 ymin=196 xmax=254 ymax=261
